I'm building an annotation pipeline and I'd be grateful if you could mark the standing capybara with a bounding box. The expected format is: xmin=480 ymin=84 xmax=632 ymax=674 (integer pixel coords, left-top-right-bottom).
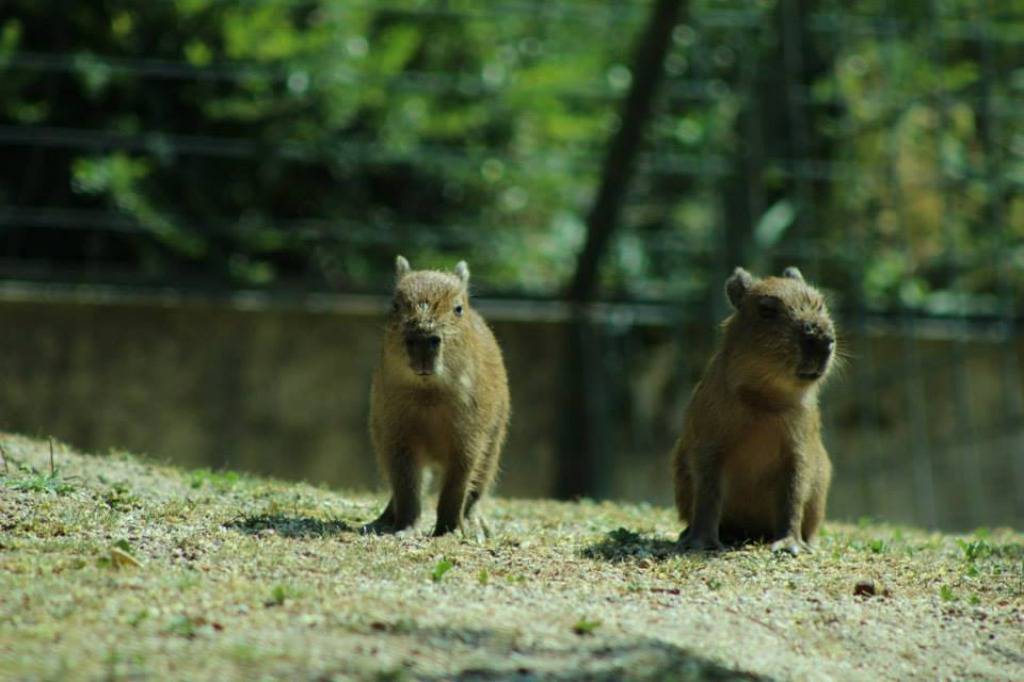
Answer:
xmin=361 ymin=256 xmax=510 ymax=537
xmin=672 ymin=266 xmax=837 ymax=554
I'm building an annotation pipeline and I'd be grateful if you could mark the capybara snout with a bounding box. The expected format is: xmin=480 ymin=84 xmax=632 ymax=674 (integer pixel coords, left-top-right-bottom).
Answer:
xmin=404 ymin=332 xmax=442 ymax=375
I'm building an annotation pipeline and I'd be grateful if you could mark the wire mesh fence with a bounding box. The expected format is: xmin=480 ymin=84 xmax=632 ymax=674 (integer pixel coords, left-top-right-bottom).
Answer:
xmin=0 ymin=0 xmax=1021 ymax=529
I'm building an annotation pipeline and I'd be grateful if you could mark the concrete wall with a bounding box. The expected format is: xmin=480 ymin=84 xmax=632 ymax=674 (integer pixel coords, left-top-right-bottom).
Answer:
xmin=0 ymin=292 xmax=566 ymax=499
xmin=1 ymin=291 xmax=1021 ymax=530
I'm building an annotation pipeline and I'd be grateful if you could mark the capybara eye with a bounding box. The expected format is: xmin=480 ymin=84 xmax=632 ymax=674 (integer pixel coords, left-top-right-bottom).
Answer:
xmin=454 ymin=305 xmax=464 ymax=316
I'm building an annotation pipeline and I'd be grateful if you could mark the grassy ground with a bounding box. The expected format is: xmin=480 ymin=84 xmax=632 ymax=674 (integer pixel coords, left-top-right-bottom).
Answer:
xmin=0 ymin=434 xmax=1022 ymax=681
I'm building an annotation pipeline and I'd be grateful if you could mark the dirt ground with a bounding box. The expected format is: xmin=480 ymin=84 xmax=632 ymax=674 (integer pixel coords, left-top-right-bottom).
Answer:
xmin=1 ymin=433 xmax=1021 ymax=681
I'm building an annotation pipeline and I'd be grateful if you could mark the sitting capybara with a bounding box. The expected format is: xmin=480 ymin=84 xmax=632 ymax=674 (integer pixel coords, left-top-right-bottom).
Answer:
xmin=673 ymin=266 xmax=837 ymax=555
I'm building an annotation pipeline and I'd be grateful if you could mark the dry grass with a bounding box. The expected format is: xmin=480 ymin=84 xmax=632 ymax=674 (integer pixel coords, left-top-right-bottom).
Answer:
xmin=0 ymin=433 xmax=1021 ymax=681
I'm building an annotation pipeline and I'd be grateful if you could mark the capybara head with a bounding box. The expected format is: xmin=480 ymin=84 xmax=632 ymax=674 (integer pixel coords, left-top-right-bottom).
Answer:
xmin=386 ymin=255 xmax=471 ymax=378
xmin=724 ymin=266 xmax=836 ymax=386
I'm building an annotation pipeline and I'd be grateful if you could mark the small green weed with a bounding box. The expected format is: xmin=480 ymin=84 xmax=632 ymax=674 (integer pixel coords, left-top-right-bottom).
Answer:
xmin=431 ymin=558 xmax=454 ymax=583
xmin=857 ymin=516 xmax=876 ymax=529
xmin=165 ymin=615 xmax=197 ymax=638
xmin=939 ymin=585 xmax=957 ymax=602
xmin=128 ymin=609 xmax=152 ymax=627
xmin=3 ymin=439 xmax=78 ymax=495
xmin=572 ymin=618 xmax=602 ymax=635
xmin=957 ymin=539 xmax=992 ymax=563
xmin=102 ymin=482 xmax=141 ymax=511
xmin=8 ymin=474 xmax=76 ymax=495
xmin=189 ymin=468 xmax=241 ymax=491
xmin=607 ymin=527 xmax=643 ymax=544
xmin=266 ymin=584 xmax=297 ymax=607
xmin=5 ymin=465 xmax=77 ymax=496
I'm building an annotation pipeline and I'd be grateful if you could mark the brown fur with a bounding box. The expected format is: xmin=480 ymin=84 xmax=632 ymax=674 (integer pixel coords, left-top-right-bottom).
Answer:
xmin=672 ymin=266 xmax=837 ymax=555
xmin=361 ymin=256 xmax=510 ymax=537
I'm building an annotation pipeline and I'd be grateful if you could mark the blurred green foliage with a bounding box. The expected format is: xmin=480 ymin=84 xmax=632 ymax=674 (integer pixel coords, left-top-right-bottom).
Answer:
xmin=1 ymin=0 xmax=1022 ymax=312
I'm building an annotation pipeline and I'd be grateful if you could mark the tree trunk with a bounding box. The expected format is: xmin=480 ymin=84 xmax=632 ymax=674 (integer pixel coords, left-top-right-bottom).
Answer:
xmin=556 ymin=0 xmax=686 ymax=500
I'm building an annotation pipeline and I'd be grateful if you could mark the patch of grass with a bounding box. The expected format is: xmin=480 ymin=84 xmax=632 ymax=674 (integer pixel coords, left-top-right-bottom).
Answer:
xmin=4 ymin=466 xmax=77 ymax=495
xmin=189 ymin=468 xmax=242 ymax=491
xmin=608 ymin=527 xmax=643 ymax=544
xmin=267 ymin=584 xmax=293 ymax=607
xmin=958 ymin=538 xmax=993 ymax=562
xmin=845 ymin=536 xmax=890 ymax=554
xmin=856 ymin=515 xmax=877 ymax=529
xmin=369 ymin=618 xmax=417 ymax=635
xmin=2 ymin=440 xmax=79 ymax=495
xmin=431 ymin=558 xmax=454 ymax=583
xmin=97 ymin=540 xmax=144 ymax=570
xmin=165 ymin=614 xmax=224 ymax=638
xmin=581 ymin=527 xmax=676 ymax=562
xmin=128 ymin=609 xmax=152 ymax=627
xmin=1 ymin=434 xmax=1022 ymax=681
xmin=572 ymin=618 xmax=602 ymax=635
xmin=102 ymin=482 xmax=142 ymax=511
xmin=226 ymin=514 xmax=351 ymax=538
xmin=166 ymin=615 xmax=198 ymax=638
xmin=867 ymin=538 xmax=888 ymax=554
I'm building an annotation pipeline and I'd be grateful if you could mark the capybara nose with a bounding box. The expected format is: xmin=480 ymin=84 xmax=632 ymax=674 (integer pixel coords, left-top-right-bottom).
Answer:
xmin=405 ymin=333 xmax=441 ymax=354
xmin=801 ymin=329 xmax=834 ymax=357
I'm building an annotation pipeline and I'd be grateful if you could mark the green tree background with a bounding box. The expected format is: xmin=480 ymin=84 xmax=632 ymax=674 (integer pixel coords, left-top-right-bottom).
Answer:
xmin=2 ymin=0 xmax=1022 ymax=312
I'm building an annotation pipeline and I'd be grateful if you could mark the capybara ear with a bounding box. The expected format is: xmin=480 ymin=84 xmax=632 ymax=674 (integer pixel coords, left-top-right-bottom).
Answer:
xmin=726 ymin=267 xmax=754 ymax=309
xmin=454 ymin=260 xmax=470 ymax=286
xmin=782 ymin=266 xmax=805 ymax=282
xmin=395 ymin=255 xmax=411 ymax=279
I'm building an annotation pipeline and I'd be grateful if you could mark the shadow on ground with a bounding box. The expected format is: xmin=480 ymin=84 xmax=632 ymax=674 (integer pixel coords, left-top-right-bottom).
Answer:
xmin=341 ymin=622 xmax=768 ymax=681
xmin=226 ymin=514 xmax=353 ymax=538
xmin=581 ymin=527 xmax=679 ymax=563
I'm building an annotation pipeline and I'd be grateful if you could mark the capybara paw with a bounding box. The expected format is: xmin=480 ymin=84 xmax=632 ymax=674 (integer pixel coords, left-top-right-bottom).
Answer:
xmin=771 ymin=536 xmax=812 ymax=556
xmin=676 ymin=533 xmax=725 ymax=553
xmin=431 ymin=523 xmax=458 ymax=538
xmin=459 ymin=521 xmax=486 ymax=544
xmin=460 ymin=515 xmax=490 ymax=543
xmin=359 ymin=521 xmax=397 ymax=535
xmin=476 ymin=515 xmax=493 ymax=540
